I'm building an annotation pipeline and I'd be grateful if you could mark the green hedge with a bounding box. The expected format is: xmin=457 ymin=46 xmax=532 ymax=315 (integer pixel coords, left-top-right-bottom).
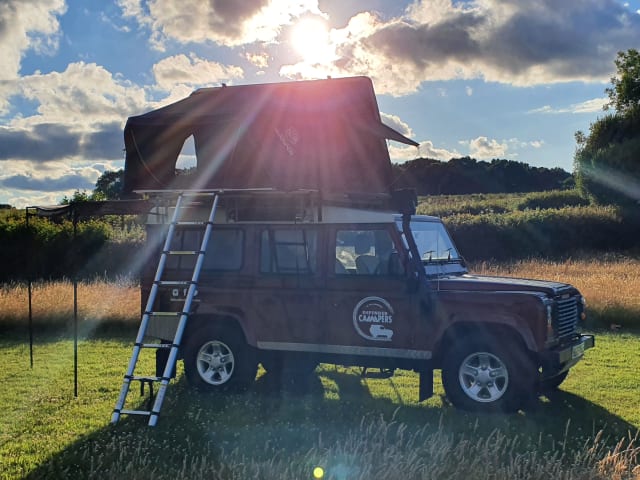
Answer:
xmin=446 ymin=205 xmax=637 ymax=261
xmin=1 ymin=198 xmax=638 ymax=281
xmin=0 ymin=210 xmax=143 ymax=282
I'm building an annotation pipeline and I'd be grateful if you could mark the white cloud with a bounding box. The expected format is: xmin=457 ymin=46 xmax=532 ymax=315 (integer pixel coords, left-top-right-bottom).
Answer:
xmin=245 ymin=52 xmax=270 ymax=69
xmin=119 ymin=0 xmax=323 ymax=49
xmin=0 ymin=0 xmax=67 ymax=113
xmin=528 ymin=97 xmax=608 ymax=114
xmin=152 ymin=54 xmax=244 ymax=91
xmin=389 ymin=140 xmax=460 ymax=162
xmin=281 ymin=0 xmax=640 ymax=95
xmin=467 ymin=136 xmax=508 ymax=159
xmin=380 ymin=112 xmax=414 ymax=138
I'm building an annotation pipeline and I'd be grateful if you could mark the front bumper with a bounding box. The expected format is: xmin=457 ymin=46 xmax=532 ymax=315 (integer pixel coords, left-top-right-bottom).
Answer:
xmin=540 ymin=334 xmax=595 ymax=377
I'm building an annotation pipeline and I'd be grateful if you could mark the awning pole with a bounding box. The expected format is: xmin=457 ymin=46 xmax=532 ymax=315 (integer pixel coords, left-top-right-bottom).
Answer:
xmin=25 ymin=207 xmax=34 ymax=369
xmin=73 ymin=211 xmax=78 ymax=398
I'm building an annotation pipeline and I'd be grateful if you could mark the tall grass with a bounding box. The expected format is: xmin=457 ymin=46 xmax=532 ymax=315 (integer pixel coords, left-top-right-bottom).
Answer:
xmin=473 ymin=256 xmax=640 ymax=329
xmin=0 ymin=278 xmax=140 ymax=331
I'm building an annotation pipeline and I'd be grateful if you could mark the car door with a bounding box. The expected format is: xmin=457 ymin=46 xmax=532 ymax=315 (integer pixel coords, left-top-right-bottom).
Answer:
xmin=324 ymin=224 xmax=429 ymax=361
xmin=251 ymin=225 xmax=325 ymax=350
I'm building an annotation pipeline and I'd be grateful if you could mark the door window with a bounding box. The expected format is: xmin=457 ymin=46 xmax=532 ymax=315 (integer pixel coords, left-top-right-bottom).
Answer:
xmin=166 ymin=228 xmax=244 ymax=271
xmin=335 ymin=229 xmax=404 ymax=276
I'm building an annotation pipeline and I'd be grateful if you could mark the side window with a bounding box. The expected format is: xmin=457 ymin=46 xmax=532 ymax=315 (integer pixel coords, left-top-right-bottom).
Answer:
xmin=335 ymin=229 xmax=404 ymax=276
xmin=167 ymin=228 xmax=244 ymax=271
xmin=260 ymin=228 xmax=318 ymax=274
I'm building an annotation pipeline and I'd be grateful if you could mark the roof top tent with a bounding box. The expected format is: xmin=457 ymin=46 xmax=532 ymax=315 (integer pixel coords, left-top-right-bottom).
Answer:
xmin=123 ymin=76 xmax=418 ymax=197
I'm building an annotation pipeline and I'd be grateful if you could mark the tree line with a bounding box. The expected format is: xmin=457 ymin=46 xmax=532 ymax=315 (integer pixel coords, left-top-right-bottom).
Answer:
xmin=391 ymin=157 xmax=572 ymax=195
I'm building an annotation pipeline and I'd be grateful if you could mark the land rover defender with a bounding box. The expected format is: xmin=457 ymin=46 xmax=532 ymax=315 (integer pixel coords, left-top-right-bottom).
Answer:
xmin=142 ymin=191 xmax=594 ymax=413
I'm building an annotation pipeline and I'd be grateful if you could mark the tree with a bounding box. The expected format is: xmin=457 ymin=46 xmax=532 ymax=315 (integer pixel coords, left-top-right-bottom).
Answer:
xmin=575 ymin=49 xmax=640 ymax=207
xmin=605 ymin=49 xmax=640 ymax=115
xmin=61 ymin=190 xmax=93 ymax=204
xmin=94 ymin=169 xmax=124 ymax=200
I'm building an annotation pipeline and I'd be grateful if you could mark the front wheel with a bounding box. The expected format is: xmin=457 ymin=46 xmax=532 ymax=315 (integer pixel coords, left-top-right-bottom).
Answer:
xmin=442 ymin=339 xmax=535 ymax=413
xmin=183 ymin=324 xmax=257 ymax=392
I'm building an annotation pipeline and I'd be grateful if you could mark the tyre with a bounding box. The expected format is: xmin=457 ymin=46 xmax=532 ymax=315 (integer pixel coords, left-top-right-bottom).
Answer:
xmin=442 ymin=339 xmax=535 ymax=413
xmin=183 ymin=324 xmax=257 ymax=392
xmin=538 ymin=371 xmax=569 ymax=393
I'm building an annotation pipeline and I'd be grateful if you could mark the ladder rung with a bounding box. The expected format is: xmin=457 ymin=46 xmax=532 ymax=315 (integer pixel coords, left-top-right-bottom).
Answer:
xmin=137 ymin=343 xmax=174 ymax=349
xmin=155 ymin=280 xmax=193 ymax=286
xmin=120 ymin=409 xmax=152 ymax=416
xmin=179 ymin=192 xmax=218 ymax=197
xmin=175 ymin=221 xmax=209 ymax=226
xmin=163 ymin=250 xmax=202 ymax=255
xmin=129 ymin=375 xmax=162 ymax=382
xmin=146 ymin=311 xmax=181 ymax=317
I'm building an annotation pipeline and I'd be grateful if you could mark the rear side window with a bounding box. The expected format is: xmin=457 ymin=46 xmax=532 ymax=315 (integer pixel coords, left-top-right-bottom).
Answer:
xmin=260 ymin=228 xmax=318 ymax=274
xmin=167 ymin=228 xmax=243 ymax=271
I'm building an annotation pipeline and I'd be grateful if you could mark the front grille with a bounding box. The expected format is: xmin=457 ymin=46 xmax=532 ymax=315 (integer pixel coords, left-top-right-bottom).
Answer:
xmin=555 ymin=296 xmax=579 ymax=339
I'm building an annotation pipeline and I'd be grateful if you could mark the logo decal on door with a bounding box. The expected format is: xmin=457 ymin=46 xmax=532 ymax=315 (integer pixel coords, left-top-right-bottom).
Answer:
xmin=353 ymin=296 xmax=394 ymax=342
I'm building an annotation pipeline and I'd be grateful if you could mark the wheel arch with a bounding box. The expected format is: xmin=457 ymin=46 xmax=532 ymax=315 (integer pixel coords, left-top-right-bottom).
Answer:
xmin=183 ymin=310 xmax=252 ymax=349
xmin=434 ymin=321 xmax=535 ymax=368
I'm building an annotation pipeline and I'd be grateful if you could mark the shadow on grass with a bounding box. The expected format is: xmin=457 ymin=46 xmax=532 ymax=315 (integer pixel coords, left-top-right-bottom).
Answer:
xmin=23 ymin=363 xmax=639 ymax=479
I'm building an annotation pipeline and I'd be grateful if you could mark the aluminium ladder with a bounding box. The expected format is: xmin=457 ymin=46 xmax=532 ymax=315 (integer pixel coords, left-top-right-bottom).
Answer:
xmin=111 ymin=192 xmax=219 ymax=426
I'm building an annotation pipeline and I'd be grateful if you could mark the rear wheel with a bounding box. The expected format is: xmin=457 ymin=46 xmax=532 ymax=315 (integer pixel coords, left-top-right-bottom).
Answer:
xmin=184 ymin=324 xmax=257 ymax=392
xmin=442 ymin=339 xmax=535 ymax=413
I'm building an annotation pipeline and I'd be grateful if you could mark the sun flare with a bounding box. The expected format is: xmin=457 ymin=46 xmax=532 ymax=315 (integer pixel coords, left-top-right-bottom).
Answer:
xmin=291 ymin=18 xmax=333 ymax=63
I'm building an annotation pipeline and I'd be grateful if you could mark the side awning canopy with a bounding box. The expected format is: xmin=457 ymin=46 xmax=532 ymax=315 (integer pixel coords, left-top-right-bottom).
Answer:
xmin=26 ymin=200 xmax=151 ymax=221
xmin=123 ymin=76 xmax=418 ymax=196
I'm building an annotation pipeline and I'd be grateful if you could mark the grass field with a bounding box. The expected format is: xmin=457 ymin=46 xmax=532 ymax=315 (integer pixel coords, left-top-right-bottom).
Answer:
xmin=1 ymin=259 xmax=639 ymax=479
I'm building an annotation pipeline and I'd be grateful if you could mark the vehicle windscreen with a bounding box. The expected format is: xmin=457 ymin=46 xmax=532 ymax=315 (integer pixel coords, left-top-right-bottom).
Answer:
xmin=396 ymin=217 xmax=467 ymax=275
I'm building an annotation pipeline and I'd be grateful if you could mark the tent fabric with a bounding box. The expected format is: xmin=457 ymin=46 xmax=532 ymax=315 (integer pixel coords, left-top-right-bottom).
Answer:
xmin=123 ymin=76 xmax=418 ymax=196
xmin=27 ymin=200 xmax=151 ymax=220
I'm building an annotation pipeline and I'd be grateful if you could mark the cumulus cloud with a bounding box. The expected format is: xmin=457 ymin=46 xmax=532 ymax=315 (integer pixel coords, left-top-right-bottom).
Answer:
xmin=0 ymin=0 xmax=67 ymax=112
xmin=467 ymin=136 xmax=508 ymax=159
xmin=381 ymin=112 xmax=414 ymax=138
xmin=0 ymin=0 xmax=66 ymax=80
xmin=153 ymin=54 xmax=244 ymax=91
xmin=14 ymin=62 xmax=148 ymax=128
xmin=118 ymin=0 xmax=323 ymax=49
xmin=245 ymin=52 xmax=270 ymax=69
xmin=282 ymin=0 xmax=640 ymax=95
xmin=389 ymin=140 xmax=459 ymax=162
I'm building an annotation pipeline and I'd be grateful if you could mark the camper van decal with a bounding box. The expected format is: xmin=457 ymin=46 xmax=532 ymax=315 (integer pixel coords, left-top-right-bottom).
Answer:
xmin=353 ymin=297 xmax=394 ymax=342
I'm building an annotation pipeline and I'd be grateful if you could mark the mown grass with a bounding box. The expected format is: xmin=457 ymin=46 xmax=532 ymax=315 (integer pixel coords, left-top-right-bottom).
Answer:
xmin=0 ymin=332 xmax=638 ymax=480
xmin=1 ymin=265 xmax=639 ymax=479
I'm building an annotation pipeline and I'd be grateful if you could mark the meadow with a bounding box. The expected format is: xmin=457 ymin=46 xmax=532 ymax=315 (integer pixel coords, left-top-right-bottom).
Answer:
xmin=1 ymin=189 xmax=639 ymax=479
xmin=1 ymin=258 xmax=639 ymax=479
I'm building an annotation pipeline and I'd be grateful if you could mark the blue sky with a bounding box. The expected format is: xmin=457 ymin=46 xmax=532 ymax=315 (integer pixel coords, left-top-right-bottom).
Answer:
xmin=1 ymin=0 xmax=639 ymax=207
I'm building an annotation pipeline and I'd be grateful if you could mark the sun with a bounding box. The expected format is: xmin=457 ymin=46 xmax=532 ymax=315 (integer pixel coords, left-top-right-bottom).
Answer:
xmin=291 ymin=18 xmax=333 ymax=63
